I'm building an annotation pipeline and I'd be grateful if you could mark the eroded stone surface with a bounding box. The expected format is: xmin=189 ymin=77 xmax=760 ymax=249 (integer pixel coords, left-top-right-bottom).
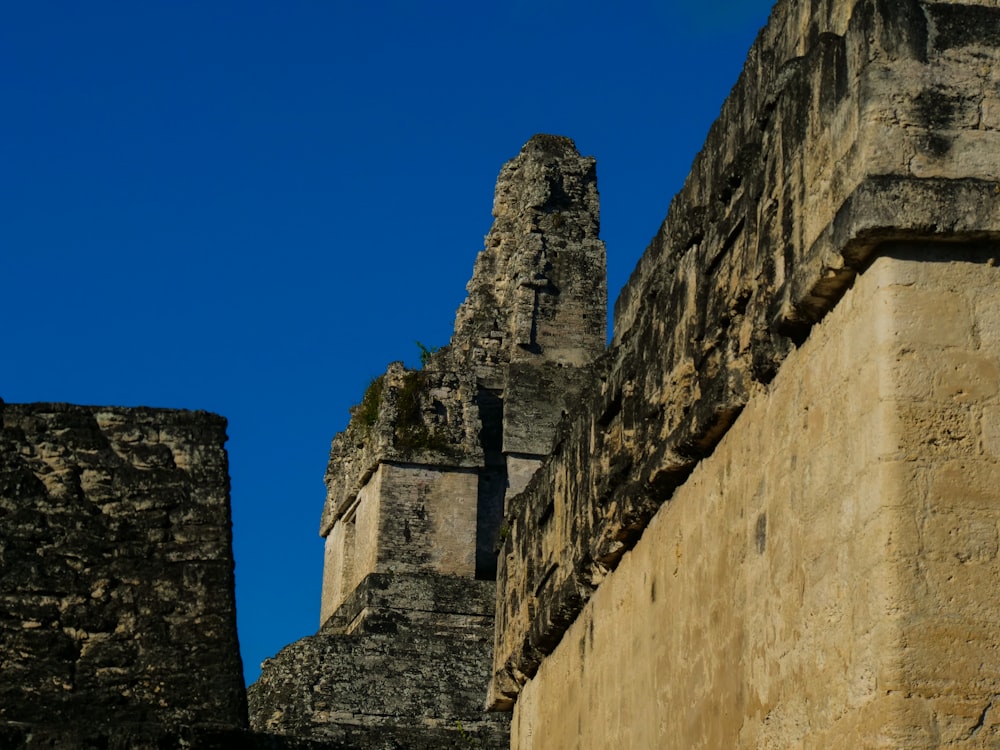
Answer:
xmin=509 ymin=252 xmax=1000 ymax=748
xmin=0 ymin=401 xmax=246 ymax=746
xmin=250 ymin=573 xmax=509 ymax=750
xmin=491 ymin=0 xmax=1000 ymax=712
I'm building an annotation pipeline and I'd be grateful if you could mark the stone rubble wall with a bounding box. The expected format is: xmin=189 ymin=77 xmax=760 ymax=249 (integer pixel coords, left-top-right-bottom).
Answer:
xmin=248 ymin=621 xmax=508 ymax=750
xmin=320 ymin=572 xmax=496 ymax=637
xmin=0 ymin=401 xmax=247 ymax=746
xmin=250 ymin=572 xmax=510 ymax=750
xmin=490 ymin=0 xmax=1000 ymax=710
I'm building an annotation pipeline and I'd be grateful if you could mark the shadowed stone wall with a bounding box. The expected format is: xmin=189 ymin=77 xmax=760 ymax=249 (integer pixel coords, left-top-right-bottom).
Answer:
xmin=0 ymin=401 xmax=247 ymax=748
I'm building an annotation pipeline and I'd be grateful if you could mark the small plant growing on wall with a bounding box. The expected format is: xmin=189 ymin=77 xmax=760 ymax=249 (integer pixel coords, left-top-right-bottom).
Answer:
xmin=395 ymin=370 xmax=424 ymax=429
xmin=356 ymin=375 xmax=384 ymax=429
xmin=394 ymin=370 xmax=454 ymax=455
xmin=415 ymin=340 xmax=440 ymax=368
xmin=455 ymin=720 xmax=480 ymax=747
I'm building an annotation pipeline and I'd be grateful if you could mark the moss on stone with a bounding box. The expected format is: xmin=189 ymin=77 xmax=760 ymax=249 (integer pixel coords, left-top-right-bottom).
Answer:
xmin=357 ymin=376 xmax=384 ymax=428
xmin=394 ymin=371 xmax=454 ymax=455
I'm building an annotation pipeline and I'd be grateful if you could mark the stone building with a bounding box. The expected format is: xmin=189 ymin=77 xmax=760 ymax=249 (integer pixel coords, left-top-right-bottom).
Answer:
xmin=248 ymin=134 xmax=607 ymax=749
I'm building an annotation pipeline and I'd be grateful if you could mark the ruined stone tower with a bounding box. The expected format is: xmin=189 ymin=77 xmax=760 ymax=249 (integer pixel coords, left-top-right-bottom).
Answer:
xmin=248 ymin=134 xmax=606 ymax=748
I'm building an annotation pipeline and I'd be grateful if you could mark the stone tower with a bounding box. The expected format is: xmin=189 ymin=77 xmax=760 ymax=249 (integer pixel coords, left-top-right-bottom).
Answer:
xmin=248 ymin=134 xmax=606 ymax=748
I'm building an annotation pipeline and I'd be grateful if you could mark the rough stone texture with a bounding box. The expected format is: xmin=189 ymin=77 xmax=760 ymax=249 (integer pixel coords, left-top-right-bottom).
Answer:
xmin=0 ymin=725 xmax=352 ymax=750
xmin=250 ymin=573 xmax=508 ymax=750
xmin=250 ymin=628 xmax=506 ymax=750
xmin=450 ymin=133 xmax=606 ymax=389
xmin=321 ymin=463 xmax=480 ymax=623
xmin=321 ymin=133 xmax=606 ymax=543
xmin=509 ymin=251 xmax=1000 ymax=748
xmin=321 ymin=364 xmax=483 ymax=541
xmin=321 ymin=572 xmax=496 ymax=636
xmin=253 ymin=135 xmax=605 ymax=749
xmin=318 ymin=135 xmax=606 ymax=619
xmin=490 ymin=0 xmax=1000 ymax=710
xmin=0 ymin=401 xmax=247 ymax=747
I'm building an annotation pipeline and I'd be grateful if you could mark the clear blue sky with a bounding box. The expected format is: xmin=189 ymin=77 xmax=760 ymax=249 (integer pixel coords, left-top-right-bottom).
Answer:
xmin=2 ymin=1 xmax=775 ymax=684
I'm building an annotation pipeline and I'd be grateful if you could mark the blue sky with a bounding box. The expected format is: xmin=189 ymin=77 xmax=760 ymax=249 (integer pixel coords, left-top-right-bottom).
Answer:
xmin=2 ymin=1 xmax=775 ymax=684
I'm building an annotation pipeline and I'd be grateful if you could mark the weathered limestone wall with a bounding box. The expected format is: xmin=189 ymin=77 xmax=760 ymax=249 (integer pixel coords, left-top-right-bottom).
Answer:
xmin=614 ymin=0 xmax=1000 ymax=348
xmin=321 ymin=365 xmax=483 ymax=542
xmin=452 ymin=134 xmax=606 ymax=383
xmin=250 ymin=598 xmax=507 ymax=750
xmin=0 ymin=401 xmax=247 ymax=746
xmin=321 ymin=464 xmax=384 ymax=623
xmin=321 ymin=460 xmax=478 ymax=617
xmin=372 ymin=464 xmax=479 ymax=575
xmin=508 ymin=250 xmax=1000 ymax=748
xmin=491 ymin=0 xmax=1000 ymax=710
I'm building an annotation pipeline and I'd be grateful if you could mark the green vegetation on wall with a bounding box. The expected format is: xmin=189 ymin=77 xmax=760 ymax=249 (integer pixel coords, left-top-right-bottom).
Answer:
xmin=394 ymin=370 xmax=453 ymax=454
xmin=415 ymin=341 xmax=441 ymax=369
xmin=357 ymin=376 xmax=384 ymax=429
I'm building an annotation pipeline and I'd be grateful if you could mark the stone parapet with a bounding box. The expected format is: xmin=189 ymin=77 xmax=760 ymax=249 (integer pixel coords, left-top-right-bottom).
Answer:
xmin=490 ymin=0 xmax=1000 ymax=709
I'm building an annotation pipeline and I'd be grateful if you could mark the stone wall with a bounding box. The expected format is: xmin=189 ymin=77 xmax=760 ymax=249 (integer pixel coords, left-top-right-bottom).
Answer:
xmin=508 ymin=250 xmax=1000 ymax=748
xmin=250 ymin=573 xmax=507 ymax=750
xmin=320 ymin=462 xmax=480 ymax=622
xmin=490 ymin=0 xmax=1000 ymax=713
xmin=0 ymin=401 xmax=247 ymax=747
